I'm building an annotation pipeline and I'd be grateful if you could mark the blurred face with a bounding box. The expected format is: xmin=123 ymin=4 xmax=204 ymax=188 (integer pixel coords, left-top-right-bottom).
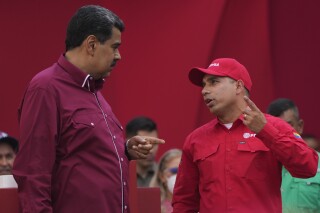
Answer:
xmin=303 ymin=137 xmax=320 ymax=150
xmin=160 ymin=156 xmax=181 ymax=195
xmin=202 ymin=75 xmax=238 ymax=115
xmin=136 ymin=130 xmax=159 ymax=168
xmin=0 ymin=143 xmax=16 ymax=175
xmin=90 ymin=27 xmax=122 ymax=79
xmin=279 ymin=109 xmax=304 ymax=134
xmin=161 ymin=156 xmax=181 ymax=181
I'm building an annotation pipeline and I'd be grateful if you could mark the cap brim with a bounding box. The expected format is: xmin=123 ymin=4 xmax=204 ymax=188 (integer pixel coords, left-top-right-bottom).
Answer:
xmin=188 ymin=67 xmax=225 ymax=86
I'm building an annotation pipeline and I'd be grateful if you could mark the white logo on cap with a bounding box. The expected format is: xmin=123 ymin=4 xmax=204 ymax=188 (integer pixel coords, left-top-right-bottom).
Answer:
xmin=208 ymin=63 xmax=219 ymax=68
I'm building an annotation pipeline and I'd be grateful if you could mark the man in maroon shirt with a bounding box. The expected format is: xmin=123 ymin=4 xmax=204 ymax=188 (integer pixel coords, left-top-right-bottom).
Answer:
xmin=172 ymin=58 xmax=318 ymax=213
xmin=12 ymin=5 xmax=164 ymax=213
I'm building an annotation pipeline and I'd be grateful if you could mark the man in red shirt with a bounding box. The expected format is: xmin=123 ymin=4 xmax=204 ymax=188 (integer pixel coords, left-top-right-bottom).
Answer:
xmin=13 ymin=5 xmax=164 ymax=213
xmin=172 ymin=58 xmax=318 ymax=213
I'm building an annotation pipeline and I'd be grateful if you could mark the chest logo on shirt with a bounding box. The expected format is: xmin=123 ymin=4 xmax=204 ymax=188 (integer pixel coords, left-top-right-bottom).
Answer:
xmin=243 ymin=132 xmax=256 ymax=138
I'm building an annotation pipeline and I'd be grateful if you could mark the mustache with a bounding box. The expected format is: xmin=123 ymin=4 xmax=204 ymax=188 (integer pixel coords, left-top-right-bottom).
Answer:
xmin=111 ymin=60 xmax=117 ymax=67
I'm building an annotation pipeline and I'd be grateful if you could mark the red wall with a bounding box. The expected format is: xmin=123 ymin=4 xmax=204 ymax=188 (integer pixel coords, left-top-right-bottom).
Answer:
xmin=1 ymin=0 xmax=319 ymax=158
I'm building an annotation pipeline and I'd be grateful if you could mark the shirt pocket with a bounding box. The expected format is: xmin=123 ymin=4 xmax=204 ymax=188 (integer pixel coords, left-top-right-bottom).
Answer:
xmin=72 ymin=113 xmax=99 ymax=129
xmin=193 ymin=143 xmax=220 ymax=183
xmin=294 ymin=175 xmax=320 ymax=209
xmin=107 ymin=114 xmax=123 ymax=132
xmin=237 ymin=138 xmax=270 ymax=180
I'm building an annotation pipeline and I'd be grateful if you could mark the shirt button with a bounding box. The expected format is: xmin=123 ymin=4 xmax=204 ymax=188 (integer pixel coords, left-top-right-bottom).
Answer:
xmin=124 ymin=205 xmax=127 ymax=209
xmin=123 ymin=182 xmax=126 ymax=186
xmin=121 ymin=158 xmax=124 ymax=161
xmin=113 ymin=136 xmax=116 ymax=139
xmin=89 ymin=77 xmax=93 ymax=80
xmin=90 ymin=122 xmax=94 ymax=126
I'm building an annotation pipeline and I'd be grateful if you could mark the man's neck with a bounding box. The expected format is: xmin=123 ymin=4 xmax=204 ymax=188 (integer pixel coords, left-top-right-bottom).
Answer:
xmin=217 ymin=99 xmax=247 ymax=123
xmin=65 ymin=50 xmax=90 ymax=75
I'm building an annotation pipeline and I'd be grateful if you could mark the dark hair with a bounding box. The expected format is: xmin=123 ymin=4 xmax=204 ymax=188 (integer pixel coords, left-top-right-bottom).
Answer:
xmin=125 ymin=116 xmax=157 ymax=138
xmin=267 ymin=98 xmax=299 ymax=118
xmin=65 ymin=5 xmax=125 ymax=51
xmin=0 ymin=137 xmax=19 ymax=153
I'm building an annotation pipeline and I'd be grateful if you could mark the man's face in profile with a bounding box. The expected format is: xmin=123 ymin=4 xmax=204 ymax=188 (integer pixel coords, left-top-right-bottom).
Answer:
xmin=0 ymin=143 xmax=16 ymax=175
xmin=279 ymin=109 xmax=304 ymax=134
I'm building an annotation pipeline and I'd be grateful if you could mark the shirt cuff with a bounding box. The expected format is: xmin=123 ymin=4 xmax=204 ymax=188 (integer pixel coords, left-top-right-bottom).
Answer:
xmin=125 ymin=139 xmax=132 ymax=161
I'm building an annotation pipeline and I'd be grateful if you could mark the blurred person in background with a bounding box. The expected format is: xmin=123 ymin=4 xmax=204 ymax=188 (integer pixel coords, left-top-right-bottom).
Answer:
xmin=267 ymin=98 xmax=320 ymax=213
xmin=126 ymin=116 xmax=159 ymax=187
xmin=149 ymin=149 xmax=182 ymax=213
xmin=302 ymin=133 xmax=320 ymax=152
xmin=0 ymin=131 xmax=18 ymax=176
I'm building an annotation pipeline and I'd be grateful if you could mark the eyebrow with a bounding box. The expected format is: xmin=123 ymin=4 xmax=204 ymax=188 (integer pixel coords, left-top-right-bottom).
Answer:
xmin=202 ymin=76 xmax=220 ymax=84
xmin=112 ymin=42 xmax=121 ymax=47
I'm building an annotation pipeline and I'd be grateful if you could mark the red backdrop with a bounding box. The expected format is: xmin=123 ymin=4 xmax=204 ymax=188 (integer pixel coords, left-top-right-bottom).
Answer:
xmin=1 ymin=0 xmax=319 ymax=158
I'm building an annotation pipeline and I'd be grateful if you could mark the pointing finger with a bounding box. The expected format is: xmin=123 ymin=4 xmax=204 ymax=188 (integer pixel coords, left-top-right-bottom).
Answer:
xmin=144 ymin=137 xmax=165 ymax=145
xmin=244 ymin=96 xmax=259 ymax=112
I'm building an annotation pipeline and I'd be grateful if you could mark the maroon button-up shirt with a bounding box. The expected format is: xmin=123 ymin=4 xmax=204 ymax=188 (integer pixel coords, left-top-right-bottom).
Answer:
xmin=172 ymin=115 xmax=319 ymax=213
xmin=13 ymin=55 xmax=130 ymax=213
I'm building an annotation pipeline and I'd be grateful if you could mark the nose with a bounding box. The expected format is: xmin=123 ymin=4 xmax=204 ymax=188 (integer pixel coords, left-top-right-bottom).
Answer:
xmin=201 ymin=87 xmax=210 ymax=96
xmin=115 ymin=49 xmax=121 ymax=60
xmin=0 ymin=157 xmax=8 ymax=166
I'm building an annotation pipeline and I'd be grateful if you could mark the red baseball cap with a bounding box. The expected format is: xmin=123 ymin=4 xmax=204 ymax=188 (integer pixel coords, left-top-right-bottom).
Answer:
xmin=188 ymin=58 xmax=252 ymax=92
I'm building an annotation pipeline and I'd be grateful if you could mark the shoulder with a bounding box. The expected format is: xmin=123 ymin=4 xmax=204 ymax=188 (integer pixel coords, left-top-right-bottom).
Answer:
xmin=183 ymin=119 xmax=218 ymax=150
xmin=28 ymin=63 xmax=62 ymax=91
xmin=187 ymin=118 xmax=218 ymax=140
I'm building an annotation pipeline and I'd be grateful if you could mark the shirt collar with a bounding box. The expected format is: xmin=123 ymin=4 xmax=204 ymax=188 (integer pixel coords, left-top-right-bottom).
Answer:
xmin=57 ymin=54 xmax=105 ymax=92
xmin=213 ymin=114 xmax=245 ymax=129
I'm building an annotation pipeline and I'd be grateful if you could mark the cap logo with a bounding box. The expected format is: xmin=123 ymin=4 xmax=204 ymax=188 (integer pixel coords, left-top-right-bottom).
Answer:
xmin=0 ymin=132 xmax=8 ymax=139
xmin=208 ymin=63 xmax=219 ymax=68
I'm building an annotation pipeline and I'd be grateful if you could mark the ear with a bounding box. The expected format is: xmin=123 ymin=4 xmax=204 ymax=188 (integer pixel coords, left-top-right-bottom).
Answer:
xmin=297 ymin=119 xmax=304 ymax=135
xmin=236 ymin=80 xmax=245 ymax=95
xmin=85 ymin=35 xmax=97 ymax=56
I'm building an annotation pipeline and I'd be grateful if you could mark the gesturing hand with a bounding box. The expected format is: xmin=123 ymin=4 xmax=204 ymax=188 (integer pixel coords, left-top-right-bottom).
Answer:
xmin=242 ymin=96 xmax=267 ymax=133
xmin=126 ymin=136 xmax=165 ymax=160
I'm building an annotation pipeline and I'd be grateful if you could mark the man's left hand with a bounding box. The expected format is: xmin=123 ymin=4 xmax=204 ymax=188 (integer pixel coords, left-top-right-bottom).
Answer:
xmin=242 ymin=96 xmax=267 ymax=133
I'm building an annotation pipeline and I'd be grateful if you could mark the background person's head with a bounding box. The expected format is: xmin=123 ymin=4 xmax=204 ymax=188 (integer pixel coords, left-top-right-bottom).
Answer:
xmin=149 ymin=149 xmax=182 ymax=201
xmin=267 ymin=98 xmax=304 ymax=134
xmin=65 ymin=5 xmax=125 ymax=80
xmin=302 ymin=134 xmax=320 ymax=152
xmin=0 ymin=131 xmax=18 ymax=175
xmin=125 ymin=116 xmax=159 ymax=168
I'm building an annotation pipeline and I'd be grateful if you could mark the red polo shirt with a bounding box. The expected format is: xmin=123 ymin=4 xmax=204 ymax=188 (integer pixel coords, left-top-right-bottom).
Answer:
xmin=13 ymin=55 xmax=130 ymax=213
xmin=172 ymin=115 xmax=318 ymax=213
